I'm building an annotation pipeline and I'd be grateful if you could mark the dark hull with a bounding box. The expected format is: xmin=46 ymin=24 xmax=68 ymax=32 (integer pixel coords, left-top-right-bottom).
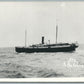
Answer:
xmin=15 ymin=46 xmax=77 ymax=53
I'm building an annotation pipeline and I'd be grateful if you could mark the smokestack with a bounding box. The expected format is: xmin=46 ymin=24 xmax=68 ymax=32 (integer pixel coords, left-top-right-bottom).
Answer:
xmin=42 ymin=36 xmax=44 ymax=44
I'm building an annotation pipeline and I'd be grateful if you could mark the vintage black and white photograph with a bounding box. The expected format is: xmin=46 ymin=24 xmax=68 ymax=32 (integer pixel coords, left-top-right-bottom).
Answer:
xmin=0 ymin=0 xmax=84 ymax=79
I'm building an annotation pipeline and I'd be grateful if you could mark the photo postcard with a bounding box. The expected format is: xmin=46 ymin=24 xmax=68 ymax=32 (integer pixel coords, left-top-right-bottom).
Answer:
xmin=0 ymin=0 xmax=83 ymax=82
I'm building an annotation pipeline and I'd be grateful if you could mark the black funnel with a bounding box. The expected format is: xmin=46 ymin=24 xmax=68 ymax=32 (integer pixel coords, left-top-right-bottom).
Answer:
xmin=42 ymin=36 xmax=44 ymax=44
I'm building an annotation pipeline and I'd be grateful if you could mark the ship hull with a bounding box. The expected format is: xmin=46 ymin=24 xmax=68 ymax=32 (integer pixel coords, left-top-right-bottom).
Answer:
xmin=15 ymin=46 xmax=77 ymax=53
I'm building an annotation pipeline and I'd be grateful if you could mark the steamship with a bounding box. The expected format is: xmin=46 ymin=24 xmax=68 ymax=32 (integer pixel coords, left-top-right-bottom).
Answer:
xmin=15 ymin=25 xmax=78 ymax=53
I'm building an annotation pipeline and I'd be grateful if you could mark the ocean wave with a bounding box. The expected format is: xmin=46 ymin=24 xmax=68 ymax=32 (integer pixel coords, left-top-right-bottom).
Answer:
xmin=37 ymin=69 xmax=65 ymax=77
xmin=0 ymin=63 xmax=26 ymax=78
xmin=7 ymin=72 xmax=25 ymax=78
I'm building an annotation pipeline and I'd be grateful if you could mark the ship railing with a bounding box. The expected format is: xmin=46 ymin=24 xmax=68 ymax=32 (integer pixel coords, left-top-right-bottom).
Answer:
xmin=50 ymin=45 xmax=71 ymax=48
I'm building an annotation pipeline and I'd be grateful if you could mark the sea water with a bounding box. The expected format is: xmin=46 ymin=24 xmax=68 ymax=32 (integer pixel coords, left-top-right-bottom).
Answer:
xmin=0 ymin=44 xmax=84 ymax=78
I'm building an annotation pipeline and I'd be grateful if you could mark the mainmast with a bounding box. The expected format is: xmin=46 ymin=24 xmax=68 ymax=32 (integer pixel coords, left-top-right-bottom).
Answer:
xmin=56 ymin=25 xmax=58 ymax=44
xmin=25 ymin=29 xmax=27 ymax=47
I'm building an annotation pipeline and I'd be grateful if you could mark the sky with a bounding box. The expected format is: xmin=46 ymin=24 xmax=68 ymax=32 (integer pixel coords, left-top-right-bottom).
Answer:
xmin=0 ymin=1 xmax=84 ymax=47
